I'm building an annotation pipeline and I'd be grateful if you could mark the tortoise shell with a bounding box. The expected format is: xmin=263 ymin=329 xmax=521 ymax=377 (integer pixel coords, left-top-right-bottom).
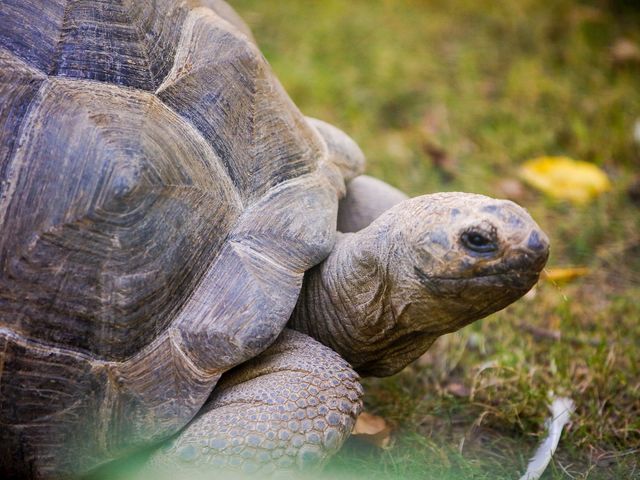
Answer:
xmin=0 ymin=1 xmax=340 ymax=476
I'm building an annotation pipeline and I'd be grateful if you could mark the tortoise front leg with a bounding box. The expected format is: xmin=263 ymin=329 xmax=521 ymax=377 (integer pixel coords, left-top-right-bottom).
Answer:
xmin=148 ymin=330 xmax=363 ymax=476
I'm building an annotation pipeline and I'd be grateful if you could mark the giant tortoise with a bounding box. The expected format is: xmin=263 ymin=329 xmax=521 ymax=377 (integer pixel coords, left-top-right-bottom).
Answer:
xmin=0 ymin=0 xmax=549 ymax=477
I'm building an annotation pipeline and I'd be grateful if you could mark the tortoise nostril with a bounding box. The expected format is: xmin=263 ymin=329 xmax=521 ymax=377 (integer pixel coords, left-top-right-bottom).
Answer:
xmin=527 ymin=230 xmax=549 ymax=252
xmin=521 ymin=230 xmax=550 ymax=272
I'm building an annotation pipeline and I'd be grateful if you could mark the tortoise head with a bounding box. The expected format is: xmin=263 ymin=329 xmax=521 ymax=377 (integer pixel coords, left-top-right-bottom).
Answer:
xmin=395 ymin=192 xmax=549 ymax=330
xmin=348 ymin=193 xmax=549 ymax=376
xmin=292 ymin=191 xmax=550 ymax=377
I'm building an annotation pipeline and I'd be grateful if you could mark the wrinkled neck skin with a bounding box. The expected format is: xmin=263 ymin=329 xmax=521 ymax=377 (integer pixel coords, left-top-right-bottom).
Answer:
xmin=290 ymin=223 xmax=441 ymax=377
xmin=289 ymin=193 xmax=547 ymax=378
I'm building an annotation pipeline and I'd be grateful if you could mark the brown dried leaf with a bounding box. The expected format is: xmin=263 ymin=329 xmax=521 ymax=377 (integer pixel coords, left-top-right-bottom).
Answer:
xmin=422 ymin=140 xmax=456 ymax=182
xmin=445 ymin=382 xmax=471 ymax=398
xmin=519 ymin=323 xmax=561 ymax=342
xmin=420 ymin=107 xmax=457 ymax=182
xmin=611 ymin=38 xmax=640 ymax=65
xmin=352 ymin=412 xmax=393 ymax=448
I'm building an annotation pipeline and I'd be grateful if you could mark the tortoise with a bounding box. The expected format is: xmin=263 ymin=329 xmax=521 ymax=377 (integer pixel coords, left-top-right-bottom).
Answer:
xmin=0 ymin=1 xmax=550 ymax=478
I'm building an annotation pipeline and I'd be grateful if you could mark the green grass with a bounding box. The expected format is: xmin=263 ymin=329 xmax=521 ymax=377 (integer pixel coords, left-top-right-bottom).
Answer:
xmin=231 ymin=0 xmax=640 ymax=478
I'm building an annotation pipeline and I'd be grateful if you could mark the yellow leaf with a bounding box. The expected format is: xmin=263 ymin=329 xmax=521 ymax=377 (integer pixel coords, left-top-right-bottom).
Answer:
xmin=519 ymin=156 xmax=611 ymax=204
xmin=352 ymin=412 xmax=393 ymax=448
xmin=542 ymin=267 xmax=590 ymax=282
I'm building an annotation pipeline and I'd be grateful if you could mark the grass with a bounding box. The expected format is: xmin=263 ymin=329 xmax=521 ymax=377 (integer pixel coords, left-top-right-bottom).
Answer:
xmin=230 ymin=0 xmax=640 ymax=478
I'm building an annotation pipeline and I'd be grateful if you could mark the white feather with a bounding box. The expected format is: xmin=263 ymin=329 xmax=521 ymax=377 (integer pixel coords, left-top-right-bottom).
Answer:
xmin=519 ymin=396 xmax=575 ymax=480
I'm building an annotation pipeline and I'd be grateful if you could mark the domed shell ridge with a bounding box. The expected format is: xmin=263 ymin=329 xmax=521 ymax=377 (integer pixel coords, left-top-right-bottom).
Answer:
xmin=0 ymin=1 xmax=337 ymax=476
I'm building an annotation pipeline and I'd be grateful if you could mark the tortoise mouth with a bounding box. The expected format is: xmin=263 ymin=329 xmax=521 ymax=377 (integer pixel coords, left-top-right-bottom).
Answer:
xmin=415 ymin=266 xmax=542 ymax=296
xmin=415 ymin=246 xmax=548 ymax=292
xmin=453 ymin=270 xmax=540 ymax=291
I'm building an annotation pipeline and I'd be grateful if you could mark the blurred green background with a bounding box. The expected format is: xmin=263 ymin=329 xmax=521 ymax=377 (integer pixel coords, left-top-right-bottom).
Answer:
xmin=230 ymin=0 xmax=639 ymax=479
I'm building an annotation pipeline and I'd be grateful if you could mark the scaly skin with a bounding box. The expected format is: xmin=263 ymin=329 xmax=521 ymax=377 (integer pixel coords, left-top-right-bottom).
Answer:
xmin=147 ymin=191 xmax=548 ymax=477
xmin=148 ymin=330 xmax=363 ymax=476
xmin=291 ymin=192 xmax=549 ymax=376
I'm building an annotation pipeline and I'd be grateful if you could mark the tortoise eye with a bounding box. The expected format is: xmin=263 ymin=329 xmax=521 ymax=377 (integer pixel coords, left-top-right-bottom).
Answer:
xmin=460 ymin=230 xmax=497 ymax=254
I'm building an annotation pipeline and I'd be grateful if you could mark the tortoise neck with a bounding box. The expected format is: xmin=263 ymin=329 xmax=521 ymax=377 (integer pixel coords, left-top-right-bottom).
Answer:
xmin=289 ymin=229 xmax=436 ymax=377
